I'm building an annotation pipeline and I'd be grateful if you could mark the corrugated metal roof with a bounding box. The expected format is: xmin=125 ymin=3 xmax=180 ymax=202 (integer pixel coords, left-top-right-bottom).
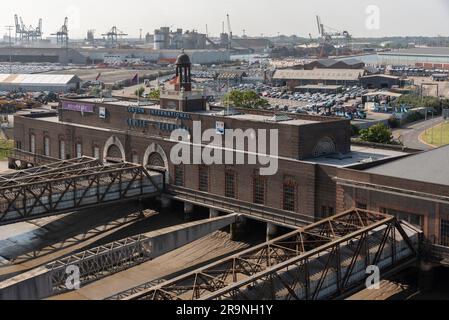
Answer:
xmin=0 ymin=74 xmax=79 ymax=85
xmin=273 ymin=69 xmax=365 ymax=81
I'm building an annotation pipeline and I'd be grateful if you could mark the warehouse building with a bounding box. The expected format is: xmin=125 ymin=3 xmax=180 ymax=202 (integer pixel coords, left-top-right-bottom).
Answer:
xmin=273 ymin=69 xmax=366 ymax=90
xmin=302 ymin=58 xmax=366 ymax=70
xmin=379 ymin=47 xmax=449 ymax=67
xmin=0 ymin=74 xmax=81 ymax=92
xmin=360 ymin=74 xmax=401 ymax=89
xmin=0 ymin=48 xmax=88 ymax=65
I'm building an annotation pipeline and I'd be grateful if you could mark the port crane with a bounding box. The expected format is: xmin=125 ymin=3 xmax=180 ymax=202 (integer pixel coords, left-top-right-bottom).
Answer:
xmin=102 ymin=26 xmax=128 ymax=48
xmin=316 ymin=15 xmax=352 ymax=57
xmin=14 ymin=14 xmax=43 ymax=43
xmin=52 ymin=17 xmax=69 ymax=48
xmin=226 ymin=13 xmax=233 ymax=50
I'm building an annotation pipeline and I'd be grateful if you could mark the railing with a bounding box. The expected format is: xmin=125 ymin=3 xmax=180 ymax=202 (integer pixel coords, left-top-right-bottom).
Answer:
xmin=9 ymin=148 xmax=59 ymax=166
xmin=422 ymin=242 xmax=449 ymax=265
xmin=166 ymin=185 xmax=315 ymax=227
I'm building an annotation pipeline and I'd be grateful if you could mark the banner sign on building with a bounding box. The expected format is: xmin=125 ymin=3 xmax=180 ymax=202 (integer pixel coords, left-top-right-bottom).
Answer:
xmin=99 ymin=107 xmax=107 ymax=119
xmin=216 ymin=121 xmax=225 ymax=135
xmin=62 ymin=102 xmax=94 ymax=113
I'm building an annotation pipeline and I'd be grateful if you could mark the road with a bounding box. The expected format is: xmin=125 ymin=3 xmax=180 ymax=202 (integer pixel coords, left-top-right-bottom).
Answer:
xmin=393 ymin=116 xmax=443 ymax=151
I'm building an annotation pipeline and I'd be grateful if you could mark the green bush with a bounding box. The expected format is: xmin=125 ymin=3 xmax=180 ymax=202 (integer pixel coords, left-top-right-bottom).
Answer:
xmin=351 ymin=124 xmax=360 ymax=137
xmin=388 ymin=117 xmax=400 ymax=129
xmin=359 ymin=123 xmax=394 ymax=144
xmin=223 ymin=90 xmax=269 ymax=109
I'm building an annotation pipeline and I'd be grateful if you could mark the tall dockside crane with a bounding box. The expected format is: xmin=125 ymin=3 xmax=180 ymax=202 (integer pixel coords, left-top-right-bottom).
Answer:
xmin=52 ymin=17 xmax=69 ymax=48
xmin=316 ymin=15 xmax=352 ymax=58
xmin=102 ymin=26 xmax=128 ymax=48
xmin=14 ymin=15 xmax=43 ymax=43
xmin=226 ymin=14 xmax=233 ymax=50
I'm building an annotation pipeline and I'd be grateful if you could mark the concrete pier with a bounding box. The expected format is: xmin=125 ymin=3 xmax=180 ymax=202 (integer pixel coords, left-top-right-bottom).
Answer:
xmin=230 ymin=216 xmax=247 ymax=241
xmin=266 ymin=222 xmax=279 ymax=241
xmin=209 ymin=209 xmax=220 ymax=219
xmin=184 ymin=202 xmax=194 ymax=221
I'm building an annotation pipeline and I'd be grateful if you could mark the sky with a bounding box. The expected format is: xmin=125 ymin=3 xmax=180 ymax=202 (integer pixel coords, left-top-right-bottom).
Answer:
xmin=2 ymin=0 xmax=449 ymax=39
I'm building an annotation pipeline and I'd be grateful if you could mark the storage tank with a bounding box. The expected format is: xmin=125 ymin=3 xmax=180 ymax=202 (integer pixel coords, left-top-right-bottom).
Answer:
xmin=154 ymin=30 xmax=165 ymax=50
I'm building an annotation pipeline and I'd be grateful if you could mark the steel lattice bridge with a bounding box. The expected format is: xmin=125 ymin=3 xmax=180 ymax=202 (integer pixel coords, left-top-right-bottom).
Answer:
xmin=0 ymin=157 xmax=163 ymax=225
xmin=122 ymin=209 xmax=421 ymax=301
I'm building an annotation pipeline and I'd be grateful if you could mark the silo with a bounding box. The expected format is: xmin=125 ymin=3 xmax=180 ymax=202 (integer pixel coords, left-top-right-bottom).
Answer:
xmin=154 ymin=29 xmax=165 ymax=50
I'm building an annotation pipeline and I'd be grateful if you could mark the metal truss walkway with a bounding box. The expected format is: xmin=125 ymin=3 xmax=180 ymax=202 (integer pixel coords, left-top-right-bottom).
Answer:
xmin=123 ymin=209 xmax=421 ymax=300
xmin=0 ymin=157 xmax=163 ymax=225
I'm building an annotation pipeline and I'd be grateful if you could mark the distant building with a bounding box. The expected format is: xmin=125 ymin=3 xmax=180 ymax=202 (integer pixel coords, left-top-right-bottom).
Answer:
xmin=0 ymin=74 xmax=81 ymax=92
xmin=301 ymin=58 xmax=365 ymax=70
xmin=273 ymin=69 xmax=366 ymax=90
xmin=379 ymin=47 xmax=449 ymax=68
xmin=0 ymin=48 xmax=87 ymax=65
xmin=360 ymin=74 xmax=401 ymax=89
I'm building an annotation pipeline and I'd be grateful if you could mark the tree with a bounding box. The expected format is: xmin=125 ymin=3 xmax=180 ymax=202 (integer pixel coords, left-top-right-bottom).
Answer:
xmin=148 ymin=89 xmax=160 ymax=100
xmin=396 ymin=94 xmax=449 ymax=114
xmin=134 ymin=86 xmax=145 ymax=98
xmin=90 ymin=86 xmax=101 ymax=97
xmin=359 ymin=123 xmax=394 ymax=144
xmin=223 ymin=90 xmax=269 ymax=109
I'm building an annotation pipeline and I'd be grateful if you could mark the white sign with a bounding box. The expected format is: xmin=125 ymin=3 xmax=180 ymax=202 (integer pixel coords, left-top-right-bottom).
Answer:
xmin=99 ymin=107 xmax=106 ymax=119
xmin=216 ymin=121 xmax=225 ymax=135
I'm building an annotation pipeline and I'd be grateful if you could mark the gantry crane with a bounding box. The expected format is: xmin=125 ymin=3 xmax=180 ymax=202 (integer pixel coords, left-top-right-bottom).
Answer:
xmin=52 ymin=17 xmax=69 ymax=48
xmin=14 ymin=15 xmax=42 ymax=43
xmin=102 ymin=26 xmax=128 ymax=48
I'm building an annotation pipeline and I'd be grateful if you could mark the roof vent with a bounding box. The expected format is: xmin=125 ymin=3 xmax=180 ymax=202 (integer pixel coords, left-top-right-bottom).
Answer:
xmin=218 ymin=108 xmax=241 ymax=116
xmin=269 ymin=114 xmax=293 ymax=122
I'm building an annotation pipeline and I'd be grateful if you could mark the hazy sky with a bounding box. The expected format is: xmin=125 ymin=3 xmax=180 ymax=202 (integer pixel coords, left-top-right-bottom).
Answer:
xmin=2 ymin=0 xmax=449 ymax=38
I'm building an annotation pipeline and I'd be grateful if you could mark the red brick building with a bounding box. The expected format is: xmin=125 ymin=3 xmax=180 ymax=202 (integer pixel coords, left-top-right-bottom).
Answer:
xmin=11 ymin=52 xmax=449 ymax=247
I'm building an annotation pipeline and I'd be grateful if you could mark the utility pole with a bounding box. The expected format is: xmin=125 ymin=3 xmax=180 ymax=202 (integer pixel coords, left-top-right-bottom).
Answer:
xmin=5 ymin=26 xmax=14 ymax=74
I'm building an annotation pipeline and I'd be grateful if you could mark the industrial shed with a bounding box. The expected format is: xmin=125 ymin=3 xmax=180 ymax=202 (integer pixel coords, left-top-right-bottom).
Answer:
xmin=273 ymin=68 xmax=366 ymax=89
xmin=0 ymin=74 xmax=81 ymax=92
xmin=360 ymin=74 xmax=400 ymax=89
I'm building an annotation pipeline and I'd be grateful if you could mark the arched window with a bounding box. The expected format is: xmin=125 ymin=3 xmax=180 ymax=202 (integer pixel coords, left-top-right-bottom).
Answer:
xmin=148 ymin=153 xmax=165 ymax=168
xmin=313 ymin=137 xmax=336 ymax=158
xmin=106 ymin=145 xmax=124 ymax=163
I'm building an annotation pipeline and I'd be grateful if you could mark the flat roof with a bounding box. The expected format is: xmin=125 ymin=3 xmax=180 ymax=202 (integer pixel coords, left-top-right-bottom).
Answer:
xmin=0 ymin=74 xmax=80 ymax=86
xmin=295 ymin=84 xmax=343 ymax=90
xmin=304 ymin=145 xmax=409 ymax=168
xmin=365 ymin=145 xmax=449 ymax=186
xmin=363 ymin=91 xmax=402 ymax=98
xmin=225 ymin=113 xmax=318 ymax=125
xmin=273 ymin=69 xmax=365 ymax=81
xmin=361 ymin=74 xmax=400 ymax=80
xmin=379 ymin=47 xmax=449 ymax=58
xmin=61 ymin=98 xmax=328 ymax=127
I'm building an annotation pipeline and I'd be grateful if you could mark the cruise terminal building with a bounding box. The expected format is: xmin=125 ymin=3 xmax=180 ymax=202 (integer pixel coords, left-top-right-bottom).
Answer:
xmin=11 ymin=52 xmax=449 ymax=249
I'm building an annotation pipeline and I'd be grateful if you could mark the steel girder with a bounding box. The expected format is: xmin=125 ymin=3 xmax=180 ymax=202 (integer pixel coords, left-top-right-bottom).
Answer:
xmin=9 ymin=148 xmax=60 ymax=167
xmin=124 ymin=210 xmax=418 ymax=301
xmin=47 ymin=234 xmax=154 ymax=294
xmin=0 ymin=157 xmax=101 ymax=188
xmin=0 ymin=159 xmax=162 ymax=225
